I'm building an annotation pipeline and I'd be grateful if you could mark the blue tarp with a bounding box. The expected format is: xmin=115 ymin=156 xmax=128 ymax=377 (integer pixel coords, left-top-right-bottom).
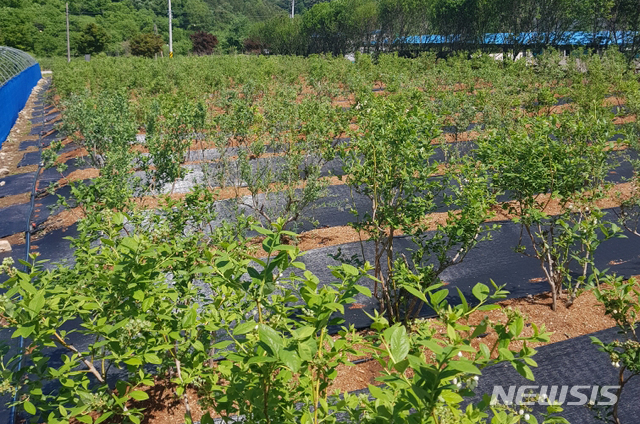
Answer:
xmin=0 ymin=63 xmax=41 ymax=146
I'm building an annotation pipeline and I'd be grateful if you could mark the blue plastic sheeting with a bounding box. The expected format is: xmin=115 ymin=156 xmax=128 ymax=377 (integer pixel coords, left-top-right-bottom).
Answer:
xmin=0 ymin=63 xmax=41 ymax=146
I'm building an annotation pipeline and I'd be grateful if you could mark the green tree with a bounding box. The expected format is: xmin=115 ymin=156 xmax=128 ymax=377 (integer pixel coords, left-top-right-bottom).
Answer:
xmin=77 ymin=22 xmax=110 ymax=55
xmin=129 ymin=32 xmax=164 ymax=57
xmin=0 ymin=7 xmax=36 ymax=51
xmin=430 ymin=0 xmax=482 ymax=53
xmin=377 ymin=0 xmax=432 ymax=53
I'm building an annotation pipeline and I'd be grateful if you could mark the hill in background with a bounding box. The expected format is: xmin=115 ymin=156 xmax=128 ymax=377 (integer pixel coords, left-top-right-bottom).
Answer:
xmin=0 ymin=0 xmax=318 ymax=56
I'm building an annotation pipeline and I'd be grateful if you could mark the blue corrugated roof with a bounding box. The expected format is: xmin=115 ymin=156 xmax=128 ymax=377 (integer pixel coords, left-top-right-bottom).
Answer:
xmin=400 ymin=31 xmax=638 ymax=46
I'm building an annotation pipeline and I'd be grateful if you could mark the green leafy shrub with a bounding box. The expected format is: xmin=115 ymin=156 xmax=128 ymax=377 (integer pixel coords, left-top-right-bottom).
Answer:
xmin=478 ymin=112 xmax=622 ymax=310
xmin=129 ymin=33 xmax=164 ymax=58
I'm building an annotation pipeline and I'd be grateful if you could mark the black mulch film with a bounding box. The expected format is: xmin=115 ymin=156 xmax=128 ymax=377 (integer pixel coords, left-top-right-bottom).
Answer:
xmin=2 ymin=85 xmax=640 ymax=424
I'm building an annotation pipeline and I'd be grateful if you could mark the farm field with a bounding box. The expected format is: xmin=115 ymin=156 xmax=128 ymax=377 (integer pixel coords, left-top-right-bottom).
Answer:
xmin=2 ymin=50 xmax=640 ymax=424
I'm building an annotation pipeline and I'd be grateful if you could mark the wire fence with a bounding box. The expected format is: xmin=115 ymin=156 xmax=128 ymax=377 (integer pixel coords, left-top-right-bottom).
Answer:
xmin=0 ymin=46 xmax=38 ymax=88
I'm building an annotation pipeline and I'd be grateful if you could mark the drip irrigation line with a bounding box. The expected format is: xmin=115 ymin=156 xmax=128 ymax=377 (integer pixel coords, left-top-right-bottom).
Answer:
xmin=9 ymin=81 xmax=48 ymax=424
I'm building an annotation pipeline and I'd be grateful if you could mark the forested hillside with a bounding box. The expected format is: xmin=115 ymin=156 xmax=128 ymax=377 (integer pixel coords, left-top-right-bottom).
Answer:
xmin=0 ymin=0 xmax=314 ymax=56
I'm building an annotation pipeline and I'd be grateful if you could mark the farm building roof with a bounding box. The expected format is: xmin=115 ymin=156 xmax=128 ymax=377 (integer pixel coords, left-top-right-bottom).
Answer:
xmin=401 ymin=31 xmax=638 ymax=46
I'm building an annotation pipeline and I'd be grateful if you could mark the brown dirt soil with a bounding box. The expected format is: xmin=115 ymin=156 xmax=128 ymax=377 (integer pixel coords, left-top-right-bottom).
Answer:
xmin=55 ymin=145 xmax=88 ymax=164
xmin=35 ymin=168 xmax=100 ymax=192
xmin=603 ymin=96 xmax=627 ymax=107
xmin=32 ymin=207 xmax=85 ymax=240
xmin=442 ymin=130 xmax=481 ymax=143
xmin=613 ymin=114 xmax=636 ymax=125
xmin=1 ymin=232 xmax=25 ymax=247
xmin=0 ymin=193 xmax=30 ymax=208
xmin=461 ymin=289 xmax=617 ymax=353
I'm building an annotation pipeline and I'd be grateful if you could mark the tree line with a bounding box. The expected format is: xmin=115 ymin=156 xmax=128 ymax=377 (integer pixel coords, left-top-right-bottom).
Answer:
xmin=247 ymin=0 xmax=640 ymax=59
xmin=1 ymin=0 xmax=639 ymax=59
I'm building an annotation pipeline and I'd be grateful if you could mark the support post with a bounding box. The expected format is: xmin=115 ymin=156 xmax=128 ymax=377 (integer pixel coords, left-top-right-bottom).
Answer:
xmin=66 ymin=2 xmax=71 ymax=63
xmin=168 ymin=0 xmax=173 ymax=58
xmin=154 ymin=23 xmax=158 ymax=60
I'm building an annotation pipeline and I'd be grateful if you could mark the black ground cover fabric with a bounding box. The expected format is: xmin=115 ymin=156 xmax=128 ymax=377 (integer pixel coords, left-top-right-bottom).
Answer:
xmin=465 ymin=326 xmax=640 ymax=423
xmin=0 ymin=171 xmax=36 ymax=198
xmin=17 ymin=150 xmax=40 ymax=167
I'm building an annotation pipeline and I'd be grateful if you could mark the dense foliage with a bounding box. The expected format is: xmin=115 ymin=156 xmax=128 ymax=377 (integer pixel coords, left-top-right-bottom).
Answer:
xmin=246 ymin=0 xmax=640 ymax=58
xmin=0 ymin=0 xmax=292 ymax=57
xmin=129 ymin=32 xmax=164 ymax=57
xmin=190 ymin=30 xmax=218 ymax=55
xmin=2 ymin=0 xmax=640 ymax=59
xmin=2 ymin=50 xmax=640 ymax=423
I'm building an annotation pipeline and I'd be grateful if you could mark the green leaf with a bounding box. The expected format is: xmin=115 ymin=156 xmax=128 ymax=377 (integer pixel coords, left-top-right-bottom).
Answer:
xmin=124 ymin=357 xmax=143 ymax=366
xmin=510 ymin=316 xmax=524 ymax=337
xmin=12 ymin=325 xmax=35 ymax=339
xmin=512 ymin=361 xmax=535 ymax=381
xmin=498 ymin=348 xmax=514 ymax=360
xmin=144 ymin=353 xmax=162 ymax=365
xmin=291 ymin=326 xmax=315 ymax=340
xmin=94 ymin=412 xmax=113 ymax=424
xmin=23 ymin=400 xmax=36 ymax=415
xmin=129 ymin=390 xmax=149 ymax=401
xmin=258 ymin=324 xmax=284 ymax=356
xmin=234 ymin=322 xmax=257 ymax=335
xmin=402 ymin=285 xmax=428 ymax=304
xmin=29 ymin=291 xmax=45 ymax=315
xmin=430 ymin=289 xmax=449 ymax=306
xmin=133 ymin=290 xmax=145 ymax=302
xmin=472 ymin=283 xmax=490 ymax=302
xmin=181 ymin=306 xmax=197 ymax=328
xmin=273 ymin=244 xmax=296 ymax=252
xmin=355 ymin=284 xmax=372 ymax=297
xmin=253 ymin=226 xmax=273 ymax=236
xmin=457 ymin=287 xmax=468 ymax=311
xmin=192 ymin=340 xmax=205 ymax=352
xmin=201 ymin=413 xmax=215 ymax=424
xmin=447 ymin=360 xmax=481 ymax=375
xmin=387 ymin=325 xmax=409 ymax=363
xmin=247 ymin=355 xmax=277 ymax=364
xmin=19 ymin=279 xmax=37 ymax=295
xmin=477 ymin=304 xmax=501 ymax=311
xmin=76 ymin=415 xmax=93 ymax=424
xmin=543 ymin=417 xmax=569 ymax=424
xmin=342 ymin=263 xmax=358 ymax=276
xmin=280 ymin=349 xmax=301 ymax=372
xmin=141 ymin=297 xmax=154 ymax=311
xmin=419 ymin=340 xmax=443 ymax=355
xmin=368 ymin=384 xmax=391 ymax=402
xmin=299 ymin=341 xmax=314 ymax=362
xmin=440 ymin=390 xmax=464 ymax=404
